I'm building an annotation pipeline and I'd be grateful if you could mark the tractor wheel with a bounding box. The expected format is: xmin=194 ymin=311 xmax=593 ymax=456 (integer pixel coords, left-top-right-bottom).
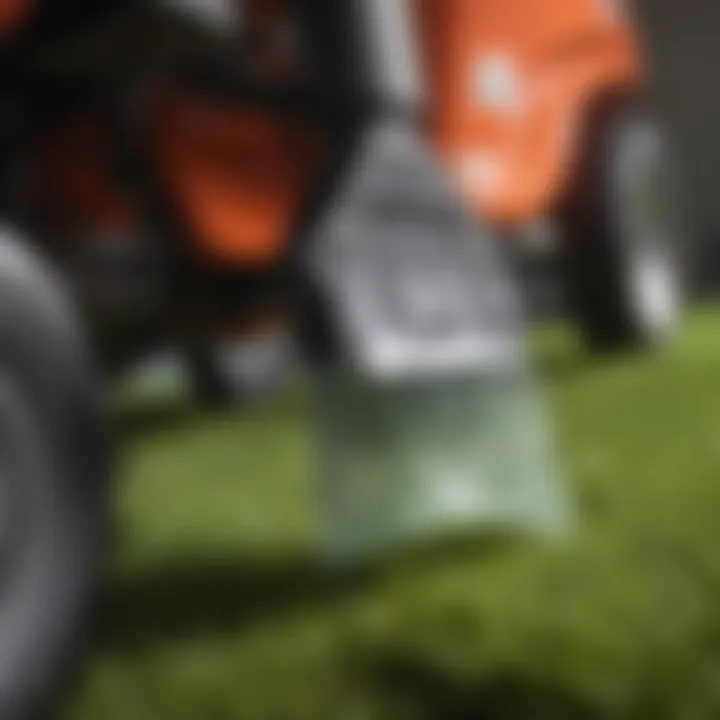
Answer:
xmin=0 ymin=229 xmax=110 ymax=719
xmin=562 ymin=99 xmax=684 ymax=353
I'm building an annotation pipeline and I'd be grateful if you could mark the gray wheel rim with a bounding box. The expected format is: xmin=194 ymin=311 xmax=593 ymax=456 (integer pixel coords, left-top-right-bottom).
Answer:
xmin=615 ymin=118 xmax=682 ymax=340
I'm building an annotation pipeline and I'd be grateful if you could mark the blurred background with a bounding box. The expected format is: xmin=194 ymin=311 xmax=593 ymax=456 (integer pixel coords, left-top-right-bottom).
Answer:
xmin=639 ymin=0 xmax=720 ymax=294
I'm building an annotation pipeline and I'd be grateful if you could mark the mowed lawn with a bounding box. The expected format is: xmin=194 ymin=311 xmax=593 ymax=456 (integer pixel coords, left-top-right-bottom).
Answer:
xmin=65 ymin=309 xmax=720 ymax=719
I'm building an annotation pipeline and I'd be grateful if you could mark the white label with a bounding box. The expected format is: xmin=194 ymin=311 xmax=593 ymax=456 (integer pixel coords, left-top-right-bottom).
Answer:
xmin=474 ymin=54 xmax=521 ymax=112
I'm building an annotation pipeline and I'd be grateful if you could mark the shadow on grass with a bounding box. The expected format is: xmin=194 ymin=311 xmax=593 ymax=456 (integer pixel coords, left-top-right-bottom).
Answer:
xmin=100 ymin=549 xmax=374 ymax=653
xmin=364 ymin=653 xmax=604 ymax=720
xmin=99 ymin=533 xmax=527 ymax=656
xmin=115 ymin=384 xmax=310 ymax=443
xmin=115 ymin=400 xmax=206 ymax=440
xmin=532 ymin=321 xmax=674 ymax=386
xmin=95 ymin=535 xmax=609 ymax=718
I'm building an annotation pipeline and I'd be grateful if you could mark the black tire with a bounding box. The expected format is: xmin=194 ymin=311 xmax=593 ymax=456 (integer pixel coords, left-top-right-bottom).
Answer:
xmin=0 ymin=228 xmax=110 ymax=719
xmin=561 ymin=98 xmax=684 ymax=353
xmin=187 ymin=330 xmax=297 ymax=409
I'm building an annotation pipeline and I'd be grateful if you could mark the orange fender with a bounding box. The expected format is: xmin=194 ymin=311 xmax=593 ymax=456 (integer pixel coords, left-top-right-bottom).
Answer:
xmin=420 ymin=0 xmax=643 ymax=226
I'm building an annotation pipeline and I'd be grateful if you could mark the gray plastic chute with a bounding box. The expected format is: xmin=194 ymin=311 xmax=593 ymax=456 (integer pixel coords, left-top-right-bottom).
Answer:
xmin=305 ymin=121 xmax=568 ymax=562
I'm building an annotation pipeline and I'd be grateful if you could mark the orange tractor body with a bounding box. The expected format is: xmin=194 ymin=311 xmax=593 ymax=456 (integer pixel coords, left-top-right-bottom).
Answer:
xmin=36 ymin=0 xmax=642 ymax=266
xmin=422 ymin=0 xmax=641 ymax=225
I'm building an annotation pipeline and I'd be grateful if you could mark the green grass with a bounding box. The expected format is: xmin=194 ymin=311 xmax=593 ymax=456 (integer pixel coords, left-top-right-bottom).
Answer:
xmin=65 ymin=309 xmax=720 ymax=719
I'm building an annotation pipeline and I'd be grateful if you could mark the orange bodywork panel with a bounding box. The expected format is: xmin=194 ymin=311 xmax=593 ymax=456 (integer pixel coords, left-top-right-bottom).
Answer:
xmin=153 ymin=0 xmax=643 ymax=262
xmin=152 ymin=0 xmax=318 ymax=266
xmin=154 ymin=95 xmax=323 ymax=267
xmin=420 ymin=0 xmax=642 ymax=226
xmin=35 ymin=0 xmax=643 ymax=265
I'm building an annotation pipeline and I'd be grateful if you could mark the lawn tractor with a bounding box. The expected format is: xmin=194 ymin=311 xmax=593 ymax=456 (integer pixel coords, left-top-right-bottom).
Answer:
xmin=0 ymin=0 xmax=680 ymax=717
xmin=157 ymin=0 xmax=682 ymax=402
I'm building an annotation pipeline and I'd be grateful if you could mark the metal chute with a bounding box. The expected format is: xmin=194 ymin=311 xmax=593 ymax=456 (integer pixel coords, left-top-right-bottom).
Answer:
xmin=304 ymin=121 xmax=568 ymax=562
xmin=316 ymin=367 xmax=565 ymax=562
